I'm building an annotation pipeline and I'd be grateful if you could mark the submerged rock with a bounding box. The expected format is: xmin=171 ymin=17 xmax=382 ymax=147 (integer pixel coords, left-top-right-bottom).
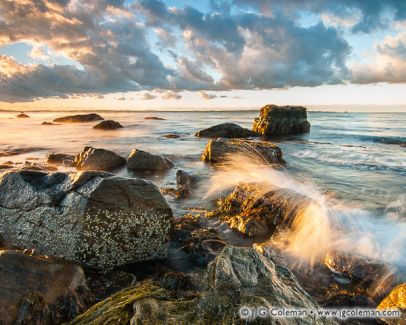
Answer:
xmin=93 ymin=120 xmax=123 ymax=130
xmin=17 ymin=112 xmax=30 ymax=118
xmin=41 ymin=122 xmax=59 ymax=125
xmin=47 ymin=153 xmax=75 ymax=167
xmin=201 ymin=138 xmax=284 ymax=164
xmin=253 ymin=104 xmax=311 ymax=136
xmin=207 ymin=183 xmax=309 ymax=237
xmin=195 ymin=122 xmax=257 ymax=138
xmin=0 ymin=170 xmax=173 ymax=269
xmin=74 ymin=146 xmax=126 ymax=171
xmin=144 ymin=116 xmax=165 ymax=120
xmin=53 ymin=113 xmax=104 ymax=123
xmin=161 ymin=170 xmax=197 ymax=200
xmin=127 ymin=149 xmax=173 ymax=171
xmin=0 ymin=250 xmax=93 ymax=325
xmin=162 ymin=133 xmax=180 ymax=139
xmin=71 ymin=246 xmax=335 ymax=324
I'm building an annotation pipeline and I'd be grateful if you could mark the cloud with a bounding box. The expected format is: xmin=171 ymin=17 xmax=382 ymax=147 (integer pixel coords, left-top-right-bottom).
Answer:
xmin=161 ymin=90 xmax=181 ymax=100
xmin=200 ymin=91 xmax=217 ymax=100
xmin=140 ymin=92 xmax=156 ymax=100
xmin=0 ymin=0 xmax=405 ymax=102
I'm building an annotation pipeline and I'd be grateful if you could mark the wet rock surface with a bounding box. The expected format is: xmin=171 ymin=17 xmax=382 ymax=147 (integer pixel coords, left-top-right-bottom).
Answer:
xmin=0 ymin=170 xmax=173 ymax=269
xmin=92 ymin=120 xmax=123 ymax=130
xmin=378 ymin=283 xmax=406 ymax=324
xmin=195 ymin=122 xmax=257 ymax=138
xmin=0 ymin=250 xmax=93 ymax=325
xmin=253 ymin=104 xmax=311 ymax=136
xmin=207 ymin=183 xmax=308 ymax=237
xmin=53 ymin=113 xmax=104 ymax=123
xmin=74 ymin=146 xmax=126 ymax=171
xmin=127 ymin=149 xmax=173 ymax=171
xmin=47 ymin=153 xmax=75 ymax=167
xmin=201 ymin=138 xmax=284 ymax=164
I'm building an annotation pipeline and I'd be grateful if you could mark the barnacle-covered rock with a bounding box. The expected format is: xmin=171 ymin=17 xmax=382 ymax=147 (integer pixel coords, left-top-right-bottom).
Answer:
xmin=0 ymin=170 xmax=173 ymax=269
xmin=0 ymin=250 xmax=93 ymax=325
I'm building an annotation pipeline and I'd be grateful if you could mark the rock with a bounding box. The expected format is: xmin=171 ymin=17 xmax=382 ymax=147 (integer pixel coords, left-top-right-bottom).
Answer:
xmin=22 ymin=161 xmax=58 ymax=172
xmin=0 ymin=170 xmax=173 ymax=269
xmin=176 ymin=170 xmax=194 ymax=191
xmin=171 ymin=214 xmax=225 ymax=267
xmin=71 ymin=246 xmax=336 ymax=324
xmin=201 ymin=138 xmax=284 ymax=164
xmin=127 ymin=149 xmax=173 ymax=171
xmin=47 ymin=153 xmax=75 ymax=167
xmin=17 ymin=112 xmax=30 ymax=118
xmin=93 ymin=120 xmax=123 ymax=130
xmin=162 ymin=134 xmax=180 ymax=139
xmin=41 ymin=122 xmax=59 ymax=125
xmin=207 ymin=183 xmax=309 ymax=237
xmin=377 ymin=283 xmax=405 ymax=325
xmin=144 ymin=116 xmax=165 ymax=120
xmin=0 ymin=147 xmax=47 ymax=157
xmin=195 ymin=122 xmax=257 ymax=138
xmin=0 ymin=250 xmax=93 ymax=325
xmin=253 ymin=104 xmax=311 ymax=136
xmin=53 ymin=113 xmax=104 ymax=123
xmin=74 ymin=146 xmax=126 ymax=171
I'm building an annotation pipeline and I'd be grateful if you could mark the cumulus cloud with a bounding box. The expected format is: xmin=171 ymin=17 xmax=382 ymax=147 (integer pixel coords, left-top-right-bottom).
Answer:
xmin=0 ymin=0 xmax=405 ymax=102
xmin=140 ymin=92 xmax=156 ymax=100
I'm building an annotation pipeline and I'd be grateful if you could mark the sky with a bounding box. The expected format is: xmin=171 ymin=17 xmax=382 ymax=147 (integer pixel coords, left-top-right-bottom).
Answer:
xmin=0 ymin=0 xmax=406 ymax=111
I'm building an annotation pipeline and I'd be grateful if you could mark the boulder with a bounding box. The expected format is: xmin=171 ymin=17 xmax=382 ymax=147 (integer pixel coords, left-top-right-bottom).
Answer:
xmin=0 ymin=170 xmax=173 ymax=269
xmin=253 ymin=104 xmax=311 ymax=136
xmin=201 ymin=138 xmax=284 ymax=164
xmin=71 ymin=246 xmax=336 ymax=324
xmin=161 ymin=170 xmax=197 ymax=200
xmin=74 ymin=146 xmax=126 ymax=171
xmin=0 ymin=250 xmax=93 ymax=325
xmin=47 ymin=153 xmax=75 ymax=167
xmin=17 ymin=112 xmax=30 ymax=118
xmin=127 ymin=149 xmax=173 ymax=171
xmin=207 ymin=183 xmax=309 ymax=237
xmin=378 ymin=283 xmax=405 ymax=325
xmin=93 ymin=120 xmax=123 ymax=130
xmin=195 ymin=122 xmax=257 ymax=138
xmin=53 ymin=113 xmax=104 ymax=123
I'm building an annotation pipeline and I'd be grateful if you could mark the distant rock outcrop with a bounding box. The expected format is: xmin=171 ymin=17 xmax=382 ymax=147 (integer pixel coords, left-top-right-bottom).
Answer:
xmin=127 ymin=149 xmax=173 ymax=171
xmin=253 ymin=104 xmax=310 ymax=136
xmin=53 ymin=113 xmax=104 ymax=123
xmin=0 ymin=250 xmax=93 ymax=325
xmin=201 ymin=138 xmax=284 ymax=164
xmin=195 ymin=122 xmax=257 ymax=138
xmin=144 ymin=116 xmax=165 ymax=120
xmin=17 ymin=112 xmax=30 ymax=118
xmin=74 ymin=146 xmax=126 ymax=171
xmin=93 ymin=120 xmax=123 ymax=130
xmin=41 ymin=121 xmax=59 ymax=125
xmin=0 ymin=170 xmax=173 ymax=269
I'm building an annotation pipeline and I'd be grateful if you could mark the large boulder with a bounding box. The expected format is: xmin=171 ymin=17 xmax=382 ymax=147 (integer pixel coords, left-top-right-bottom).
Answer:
xmin=93 ymin=120 xmax=123 ymax=130
xmin=53 ymin=113 xmax=104 ymax=123
xmin=71 ymin=246 xmax=336 ymax=324
xmin=201 ymin=138 xmax=284 ymax=164
xmin=0 ymin=250 xmax=93 ymax=325
xmin=127 ymin=149 xmax=173 ymax=171
xmin=253 ymin=104 xmax=311 ymax=136
xmin=74 ymin=146 xmax=126 ymax=171
xmin=0 ymin=170 xmax=173 ymax=269
xmin=207 ymin=183 xmax=309 ymax=237
xmin=195 ymin=123 xmax=257 ymax=138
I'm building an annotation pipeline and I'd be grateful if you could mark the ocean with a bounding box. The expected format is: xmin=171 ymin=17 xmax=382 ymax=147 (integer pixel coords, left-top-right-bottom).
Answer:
xmin=1 ymin=109 xmax=405 ymax=273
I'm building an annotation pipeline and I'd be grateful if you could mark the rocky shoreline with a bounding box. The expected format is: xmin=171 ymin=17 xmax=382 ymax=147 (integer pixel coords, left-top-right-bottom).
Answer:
xmin=0 ymin=105 xmax=404 ymax=324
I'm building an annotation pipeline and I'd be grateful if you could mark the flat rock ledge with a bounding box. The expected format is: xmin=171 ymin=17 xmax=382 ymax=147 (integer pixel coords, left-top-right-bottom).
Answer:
xmin=53 ymin=113 xmax=104 ymax=123
xmin=253 ymin=104 xmax=311 ymax=136
xmin=0 ymin=170 xmax=173 ymax=269
xmin=195 ymin=122 xmax=257 ymax=138
xmin=201 ymin=138 xmax=284 ymax=165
